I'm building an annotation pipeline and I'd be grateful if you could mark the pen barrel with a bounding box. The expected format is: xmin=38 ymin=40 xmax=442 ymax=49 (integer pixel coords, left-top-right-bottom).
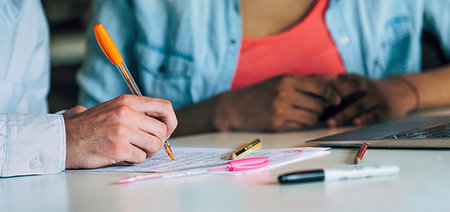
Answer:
xmin=230 ymin=139 xmax=261 ymax=160
xmin=116 ymin=62 xmax=143 ymax=96
xmin=324 ymin=165 xmax=400 ymax=181
xmin=160 ymin=168 xmax=210 ymax=179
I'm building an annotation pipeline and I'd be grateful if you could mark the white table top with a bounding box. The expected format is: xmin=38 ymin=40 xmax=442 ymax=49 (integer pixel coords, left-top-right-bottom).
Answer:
xmin=2 ymin=115 xmax=450 ymax=212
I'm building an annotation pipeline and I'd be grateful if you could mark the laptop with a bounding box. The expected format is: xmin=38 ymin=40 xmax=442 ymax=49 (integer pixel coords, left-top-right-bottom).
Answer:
xmin=306 ymin=115 xmax=450 ymax=148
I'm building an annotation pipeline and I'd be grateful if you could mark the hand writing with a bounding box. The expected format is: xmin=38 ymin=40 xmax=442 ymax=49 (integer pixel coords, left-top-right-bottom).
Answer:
xmin=64 ymin=94 xmax=177 ymax=169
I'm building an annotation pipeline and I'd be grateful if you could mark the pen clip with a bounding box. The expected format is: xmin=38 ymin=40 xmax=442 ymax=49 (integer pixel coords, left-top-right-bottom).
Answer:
xmin=227 ymin=157 xmax=269 ymax=171
xmin=93 ymin=23 xmax=124 ymax=65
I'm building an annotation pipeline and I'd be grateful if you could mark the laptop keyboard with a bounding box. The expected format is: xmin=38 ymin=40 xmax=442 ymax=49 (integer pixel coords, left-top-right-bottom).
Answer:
xmin=380 ymin=123 xmax=450 ymax=139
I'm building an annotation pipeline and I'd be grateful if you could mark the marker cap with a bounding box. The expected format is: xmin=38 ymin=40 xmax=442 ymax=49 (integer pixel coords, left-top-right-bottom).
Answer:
xmin=278 ymin=170 xmax=325 ymax=184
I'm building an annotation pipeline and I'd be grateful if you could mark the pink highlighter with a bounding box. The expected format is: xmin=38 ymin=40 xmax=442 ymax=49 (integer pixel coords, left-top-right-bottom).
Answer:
xmin=119 ymin=157 xmax=270 ymax=184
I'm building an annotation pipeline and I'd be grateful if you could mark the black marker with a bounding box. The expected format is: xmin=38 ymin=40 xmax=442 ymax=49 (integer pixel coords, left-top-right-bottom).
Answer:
xmin=278 ymin=165 xmax=400 ymax=184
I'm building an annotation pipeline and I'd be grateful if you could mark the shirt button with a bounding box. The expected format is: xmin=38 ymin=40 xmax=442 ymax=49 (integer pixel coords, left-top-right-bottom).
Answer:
xmin=185 ymin=70 xmax=191 ymax=77
xmin=339 ymin=35 xmax=350 ymax=45
xmin=29 ymin=158 xmax=38 ymax=170
xmin=159 ymin=65 xmax=166 ymax=73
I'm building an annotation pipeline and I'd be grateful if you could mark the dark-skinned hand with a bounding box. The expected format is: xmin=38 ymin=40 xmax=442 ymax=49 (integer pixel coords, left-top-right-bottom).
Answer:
xmin=214 ymin=74 xmax=341 ymax=131
xmin=324 ymin=74 xmax=417 ymax=127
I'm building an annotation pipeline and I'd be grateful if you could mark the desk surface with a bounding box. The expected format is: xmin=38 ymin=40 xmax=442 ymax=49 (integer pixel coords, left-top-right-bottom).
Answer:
xmin=2 ymin=115 xmax=450 ymax=212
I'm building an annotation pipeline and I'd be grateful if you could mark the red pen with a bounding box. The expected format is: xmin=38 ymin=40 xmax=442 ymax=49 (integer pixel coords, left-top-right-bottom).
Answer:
xmin=354 ymin=143 xmax=368 ymax=164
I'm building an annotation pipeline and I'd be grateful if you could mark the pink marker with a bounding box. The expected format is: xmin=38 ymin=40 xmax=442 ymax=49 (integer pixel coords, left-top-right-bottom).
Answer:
xmin=118 ymin=157 xmax=270 ymax=184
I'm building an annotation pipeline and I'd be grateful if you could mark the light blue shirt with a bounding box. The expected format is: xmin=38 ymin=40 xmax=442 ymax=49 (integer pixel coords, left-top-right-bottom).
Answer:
xmin=0 ymin=0 xmax=66 ymax=177
xmin=78 ymin=0 xmax=450 ymax=110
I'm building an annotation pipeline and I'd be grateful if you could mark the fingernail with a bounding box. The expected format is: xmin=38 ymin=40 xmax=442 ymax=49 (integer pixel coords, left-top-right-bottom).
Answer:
xmin=335 ymin=96 xmax=341 ymax=105
xmin=327 ymin=119 xmax=336 ymax=128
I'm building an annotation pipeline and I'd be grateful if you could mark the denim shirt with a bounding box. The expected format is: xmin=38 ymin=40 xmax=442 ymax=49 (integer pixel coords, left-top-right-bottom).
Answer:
xmin=78 ymin=0 xmax=450 ymax=110
xmin=0 ymin=0 xmax=66 ymax=177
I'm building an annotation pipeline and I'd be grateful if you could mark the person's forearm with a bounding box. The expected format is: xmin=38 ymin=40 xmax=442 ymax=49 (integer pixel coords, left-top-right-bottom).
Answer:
xmin=402 ymin=65 xmax=450 ymax=109
xmin=173 ymin=95 xmax=222 ymax=137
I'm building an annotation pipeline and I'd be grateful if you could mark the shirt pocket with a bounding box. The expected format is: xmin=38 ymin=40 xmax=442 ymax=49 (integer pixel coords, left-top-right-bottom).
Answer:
xmin=135 ymin=41 xmax=194 ymax=79
xmin=134 ymin=41 xmax=194 ymax=109
xmin=377 ymin=16 xmax=414 ymax=73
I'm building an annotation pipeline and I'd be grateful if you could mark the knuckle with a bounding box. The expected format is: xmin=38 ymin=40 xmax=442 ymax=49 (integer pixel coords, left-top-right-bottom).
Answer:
xmin=303 ymin=113 xmax=318 ymax=126
xmin=159 ymin=139 xmax=166 ymax=150
xmin=171 ymin=118 xmax=179 ymax=131
xmin=270 ymin=118 xmax=284 ymax=131
xmin=281 ymin=74 xmax=295 ymax=81
xmin=136 ymin=152 xmax=146 ymax=163
xmin=160 ymin=99 xmax=172 ymax=107
xmin=111 ymin=124 xmax=129 ymax=139
xmin=116 ymin=94 xmax=130 ymax=104
xmin=274 ymin=107 xmax=284 ymax=116
xmin=277 ymin=75 xmax=294 ymax=87
xmin=152 ymin=119 xmax=167 ymax=135
xmin=116 ymin=126 xmax=129 ymax=137
xmin=115 ymin=105 xmax=133 ymax=117
xmin=111 ymin=143 xmax=126 ymax=156
xmin=277 ymin=90 xmax=290 ymax=100
xmin=148 ymin=139 xmax=163 ymax=155
xmin=157 ymin=124 xmax=168 ymax=141
xmin=271 ymin=102 xmax=285 ymax=116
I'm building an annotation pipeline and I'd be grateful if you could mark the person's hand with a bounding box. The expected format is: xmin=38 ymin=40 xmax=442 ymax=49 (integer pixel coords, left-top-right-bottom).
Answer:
xmin=62 ymin=105 xmax=87 ymax=119
xmin=214 ymin=74 xmax=341 ymax=131
xmin=64 ymin=94 xmax=177 ymax=169
xmin=325 ymin=74 xmax=416 ymax=127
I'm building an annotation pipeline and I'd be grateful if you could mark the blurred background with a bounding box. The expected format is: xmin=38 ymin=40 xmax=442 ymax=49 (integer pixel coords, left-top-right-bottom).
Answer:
xmin=42 ymin=0 xmax=448 ymax=113
xmin=42 ymin=0 xmax=91 ymax=113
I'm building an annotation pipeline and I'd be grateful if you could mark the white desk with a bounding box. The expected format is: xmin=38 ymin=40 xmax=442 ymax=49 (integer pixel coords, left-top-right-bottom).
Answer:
xmin=2 ymin=118 xmax=450 ymax=212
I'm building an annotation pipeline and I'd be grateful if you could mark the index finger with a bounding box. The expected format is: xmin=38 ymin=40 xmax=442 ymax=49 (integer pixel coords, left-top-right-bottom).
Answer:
xmin=116 ymin=95 xmax=178 ymax=138
xmin=141 ymin=98 xmax=178 ymax=137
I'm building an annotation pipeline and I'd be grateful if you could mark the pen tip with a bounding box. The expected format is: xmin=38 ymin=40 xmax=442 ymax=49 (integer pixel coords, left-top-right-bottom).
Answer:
xmin=164 ymin=143 xmax=174 ymax=160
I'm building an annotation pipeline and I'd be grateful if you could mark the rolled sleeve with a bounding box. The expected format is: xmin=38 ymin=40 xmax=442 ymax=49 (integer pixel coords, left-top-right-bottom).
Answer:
xmin=0 ymin=114 xmax=66 ymax=177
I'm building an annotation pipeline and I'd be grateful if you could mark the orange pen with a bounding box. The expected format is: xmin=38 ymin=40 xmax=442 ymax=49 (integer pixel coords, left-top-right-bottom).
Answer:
xmin=93 ymin=23 xmax=174 ymax=160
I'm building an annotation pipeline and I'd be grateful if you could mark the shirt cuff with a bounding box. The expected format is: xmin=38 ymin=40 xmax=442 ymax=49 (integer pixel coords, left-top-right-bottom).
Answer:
xmin=0 ymin=113 xmax=66 ymax=177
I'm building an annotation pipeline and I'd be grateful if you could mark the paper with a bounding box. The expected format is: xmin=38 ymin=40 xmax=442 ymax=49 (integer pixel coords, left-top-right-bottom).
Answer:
xmin=85 ymin=147 xmax=329 ymax=175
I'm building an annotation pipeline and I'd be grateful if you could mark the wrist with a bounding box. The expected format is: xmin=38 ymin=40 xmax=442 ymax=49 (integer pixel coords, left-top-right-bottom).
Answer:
xmin=213 ymin=92 xmax=233 ymax=131
xmin=377 ymin=76 xmax=418 ymax=117
xmin=63 ymin=117 xmax=76 ymax=169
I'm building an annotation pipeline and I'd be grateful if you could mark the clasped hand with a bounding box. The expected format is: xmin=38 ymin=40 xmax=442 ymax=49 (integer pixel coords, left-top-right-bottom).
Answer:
xmin=215 ymin=73 xmax=409 ymax=132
